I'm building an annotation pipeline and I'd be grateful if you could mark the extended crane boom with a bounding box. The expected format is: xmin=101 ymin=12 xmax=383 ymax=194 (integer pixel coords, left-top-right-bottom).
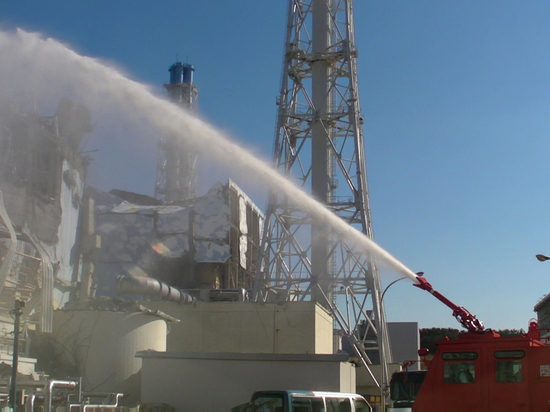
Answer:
xmin=413 ymin=276 xmax=485 ymax=333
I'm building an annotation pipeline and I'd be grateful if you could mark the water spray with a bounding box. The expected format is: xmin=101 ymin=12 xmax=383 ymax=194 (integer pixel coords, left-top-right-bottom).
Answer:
xmin=0 ymin=29 xmax=419 ymax=282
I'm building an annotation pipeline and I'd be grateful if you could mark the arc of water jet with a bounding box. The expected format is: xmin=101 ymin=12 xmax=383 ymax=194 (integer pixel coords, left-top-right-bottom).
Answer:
xmin=0 ymin=29 xmax=419 ymax=283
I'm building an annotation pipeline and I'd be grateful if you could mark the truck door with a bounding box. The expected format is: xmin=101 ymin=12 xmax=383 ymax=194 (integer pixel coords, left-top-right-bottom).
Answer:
xmin=436 ymin=351 xmax=483 ymax=411
xmin=486 ymin=350 xmax=528 ymax=411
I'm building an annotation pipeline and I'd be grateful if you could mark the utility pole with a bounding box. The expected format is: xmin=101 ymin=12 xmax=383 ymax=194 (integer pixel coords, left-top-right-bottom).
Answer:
xmin=9 ymin=299 xmax=25 ymax=411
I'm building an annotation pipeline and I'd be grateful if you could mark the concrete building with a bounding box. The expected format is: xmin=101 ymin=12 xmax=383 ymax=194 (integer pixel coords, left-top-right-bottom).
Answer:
xmin=131 ymin=298 xmax=354 ymax=411
xmin=138 ymin=351 xmax=356 ymax=411
xmin=42 ymin=298 xmax=351 ymax=410
xmin=352 ymin=322 xmax=420 ymax=404
xmin=139 ymin=300 xmax=333 ymax=354
xmin=534 ymin=294 xmax=550 ymax=330
xmin=0 ymin=99 xmax=91 ymax=321
xmin=388 ymin=322 xmax=420 ymax=369
xmin=0 ymin=99 xmax=92 ymax=407
xmin=0 ymin=99 xmax=90 ymax=358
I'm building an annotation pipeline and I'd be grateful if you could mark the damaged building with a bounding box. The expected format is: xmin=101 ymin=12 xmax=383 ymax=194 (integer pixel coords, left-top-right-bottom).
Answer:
xmin=82 ymin=179 xmax=264 ymax=301
xmin=0 ymin=99 xmax=91 ymax=384
xmin=43 ymin=180 xmax=266 ymax=401
xmin=0 ymin=59 xmax=365 ymax=411
xmin=0 ymin=94 xmax=269 ymax=405
xmin=0 ymin=59 xmax=270 ymax=408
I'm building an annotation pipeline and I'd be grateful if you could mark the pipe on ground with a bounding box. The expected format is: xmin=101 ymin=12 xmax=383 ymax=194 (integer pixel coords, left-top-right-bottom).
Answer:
xmin=116 ymin=275 xmax=195 ymax=303
xmin=44 ymin=380 xmax=78 ymax=412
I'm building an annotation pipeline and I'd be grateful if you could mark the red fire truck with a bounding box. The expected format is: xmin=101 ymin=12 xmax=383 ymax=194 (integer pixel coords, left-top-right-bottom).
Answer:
xmin=390 ymin=276 xmax=550 ymax=411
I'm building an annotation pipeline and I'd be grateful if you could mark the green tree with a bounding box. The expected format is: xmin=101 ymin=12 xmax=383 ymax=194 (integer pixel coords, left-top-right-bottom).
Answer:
xmin=420 ymin=328 xmax=525 ymax=353
xmin=496 ymin=329 xmax=524 ymax=337
xmin=420 ymin=328 xmax=459 ymax=353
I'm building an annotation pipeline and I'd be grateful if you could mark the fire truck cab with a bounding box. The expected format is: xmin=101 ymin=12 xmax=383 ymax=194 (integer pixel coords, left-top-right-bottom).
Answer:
xmin=390 ymin=275 xmax=550 ymax=411
xmin=406 ymin=325 xmax=550 ymax=411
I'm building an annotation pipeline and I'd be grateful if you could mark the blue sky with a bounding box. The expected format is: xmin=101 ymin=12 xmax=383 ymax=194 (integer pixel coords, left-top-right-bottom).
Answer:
xmin=2 ymin=1 xmax=550 ymax=331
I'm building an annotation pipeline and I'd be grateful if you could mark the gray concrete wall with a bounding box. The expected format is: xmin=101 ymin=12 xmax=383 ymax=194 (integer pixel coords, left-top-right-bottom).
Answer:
xmin=356 ymin=322 xmax=420 ymax=397
xmin=388 ymin=322 xmax=420 ymax=368
xmin=143 ymin=301 xmax=334 ymax=354
xmin=138 ymin=352 xmax=355 ymax=412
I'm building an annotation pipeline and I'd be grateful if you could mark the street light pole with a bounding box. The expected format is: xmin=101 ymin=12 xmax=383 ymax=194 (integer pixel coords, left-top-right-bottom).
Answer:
xmin=381 ymin=272 xmax=424 ymax=303
xmin=9 ymin=299 xmax=25 ymax=411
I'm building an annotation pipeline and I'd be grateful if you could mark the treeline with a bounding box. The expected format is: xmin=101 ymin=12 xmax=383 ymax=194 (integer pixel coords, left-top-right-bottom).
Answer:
xmin=419 ymin=328 xmax=525 ymax=353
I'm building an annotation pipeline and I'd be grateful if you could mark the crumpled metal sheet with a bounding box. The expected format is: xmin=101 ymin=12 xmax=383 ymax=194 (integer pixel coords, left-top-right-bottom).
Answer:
xmin=193 ymin=182 xmax=225 ymax=215
xmin=95 ymin=213 xmax=155 ymax=263
xmin=157 ymin=208 xmax=190 ymax=234
xmin=193 ymin=184 xmax=230 ymax=240
xmin=94 ymin=181 xmax=233 ymax=263
xmin=195 ymin=240 xmax=230 ymax=262
xmin=91 ymin=180 xmax=266 ymax=296
xmin=153 ymin=234 xmax=190 ymax=258
xmin=194 ymin=211 xmax=230 ymax=239
xmin=239 ymin=196 xmax=248 ymax=269
xmin=111 ymin=201 xmax=185 ymax=215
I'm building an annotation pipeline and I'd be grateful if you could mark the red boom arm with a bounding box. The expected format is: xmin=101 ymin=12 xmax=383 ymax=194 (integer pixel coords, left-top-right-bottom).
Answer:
xmin=413 ymin=276 xmax=485 ymax=333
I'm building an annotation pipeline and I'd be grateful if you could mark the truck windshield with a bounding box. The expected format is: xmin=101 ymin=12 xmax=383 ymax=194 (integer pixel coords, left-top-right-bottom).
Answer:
xmin=251 ymin=394 xmax=284 ymax=411
xmin=390 ymin=371 xmax=427 ymax=407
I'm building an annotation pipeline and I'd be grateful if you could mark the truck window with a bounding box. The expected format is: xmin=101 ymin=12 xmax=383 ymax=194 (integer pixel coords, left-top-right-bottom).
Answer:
xmin=252 ymin=394 xmax=284 ymax=411
xmin=442 ymin=352 xmax=478 ymax=360
xmin=494 ymin=350 xmax=525 ymax=359
xmin=291 ymin=397 xmax=324 ymax=412
xmin=496 ymin=361 xmax=523 ymax=382
xmin=326 ymin=398 xmax=351 ymax=412
xmin=389 ymin=370 xmax=426 ymax=407
xmin=494 ymin=350 xmax=524 ymax=383
xmin=353 ymin=399 xmax=371 ymax=412
xmin=444 ymin=362 xmax=475 ymax=383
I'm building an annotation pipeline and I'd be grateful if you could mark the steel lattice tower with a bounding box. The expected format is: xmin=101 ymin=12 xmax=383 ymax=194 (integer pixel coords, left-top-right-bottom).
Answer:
xmin=254 ymin=0 xmax=391 ymax=389
xmin=155 ymin=62 xmax=199 ymax=202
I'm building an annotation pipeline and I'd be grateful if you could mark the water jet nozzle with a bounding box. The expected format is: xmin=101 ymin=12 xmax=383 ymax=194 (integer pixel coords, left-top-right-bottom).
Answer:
xmin=413 ymin=275 xmax=432 ymax=291
xmin=413 ymin=275 xmax=485 ymax=333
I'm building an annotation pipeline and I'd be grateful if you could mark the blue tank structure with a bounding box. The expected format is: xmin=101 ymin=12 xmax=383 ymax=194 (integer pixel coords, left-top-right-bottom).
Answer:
xmin=168 ymin=62 xmax=194 ymax=85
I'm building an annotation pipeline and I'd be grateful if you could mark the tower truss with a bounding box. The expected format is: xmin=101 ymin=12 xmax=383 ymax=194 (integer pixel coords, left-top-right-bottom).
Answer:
xmin=155 ymin=62 xmax=199 ymax=202
xmin=254 ymin=0 xmax=391 ymax=388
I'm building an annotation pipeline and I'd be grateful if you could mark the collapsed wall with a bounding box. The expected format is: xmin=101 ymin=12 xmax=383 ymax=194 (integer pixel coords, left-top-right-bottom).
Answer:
xmin=0 ymin=99 xmax=91 ymax=338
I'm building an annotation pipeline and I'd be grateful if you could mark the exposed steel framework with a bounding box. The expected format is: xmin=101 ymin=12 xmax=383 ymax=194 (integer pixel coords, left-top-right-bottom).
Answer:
xmin=155 ymin=62 xmax=199 ymax=202
xmin=255 ymin=0 xmax=390 ymax=389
